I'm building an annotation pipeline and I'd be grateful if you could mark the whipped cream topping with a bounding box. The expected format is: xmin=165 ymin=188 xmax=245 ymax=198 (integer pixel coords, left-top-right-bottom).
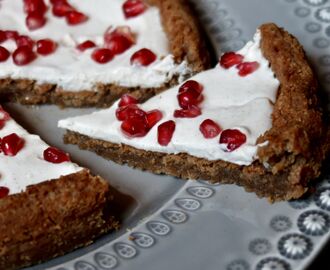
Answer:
xmin=0 ymin=110 xmax=82 ymax=195
xmin=59 ymin=31 xmax=280 ymax=166
xmin=0 ymin=0 xmax=189 ymax=91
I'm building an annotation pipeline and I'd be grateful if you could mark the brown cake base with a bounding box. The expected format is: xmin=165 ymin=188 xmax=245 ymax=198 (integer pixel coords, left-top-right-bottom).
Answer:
xmin=0 ymin=170 xmax=119 ymax=270
xmin=0 ymin=0 xmax=212 ymax=107
xmin=62 ymin=23 xmax=330 ymax=202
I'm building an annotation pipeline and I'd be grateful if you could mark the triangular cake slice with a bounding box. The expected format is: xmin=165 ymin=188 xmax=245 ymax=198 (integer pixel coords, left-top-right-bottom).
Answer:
xmin=59 ymin=23 xmax=329 ymax=201
xmin=0 ymin=106 xmax=119 ymax=269
xmin=0 ymin=0 xmax=211 ymax=107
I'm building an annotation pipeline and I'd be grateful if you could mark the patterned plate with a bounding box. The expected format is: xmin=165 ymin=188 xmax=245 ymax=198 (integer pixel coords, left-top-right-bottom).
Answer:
xmin=17 ymin=0 xmax=330 ymax=269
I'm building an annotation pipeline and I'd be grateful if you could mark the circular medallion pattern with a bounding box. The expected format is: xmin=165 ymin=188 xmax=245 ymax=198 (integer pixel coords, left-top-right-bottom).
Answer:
xmin=297 ymin=210 xmax=330 ymax=236
xmin=278 ymin=234 xmax=313 ymax=260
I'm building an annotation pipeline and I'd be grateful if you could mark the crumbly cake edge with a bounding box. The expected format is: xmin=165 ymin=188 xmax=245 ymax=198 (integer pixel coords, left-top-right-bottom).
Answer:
xmin=0 ymin=169 xmax=120 ymax=270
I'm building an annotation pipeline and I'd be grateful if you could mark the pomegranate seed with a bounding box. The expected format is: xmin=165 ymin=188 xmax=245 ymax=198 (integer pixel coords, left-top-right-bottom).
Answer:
xmin=91 ymin=48 xmax=114 ymax=64
xmin=219 ymin=52 xmax=244 ymax=69
xmin=15 ymin=35 xmax=35 ymax=49
xmin=146 ymin=110 xmax=163 ymax=128
xmin=199 ymin=119 xmax=221 ymax=139
xmin=121 ymin=117 xmax=148 ymax=138
xmin=123 ymin=0 xmax=147 ymax=18
xmin=177 ymin=88 xmax=203 ymax=109
xmin=118 ymin=94 xmax=138 ymax=107
xmin=1 ymin=133 xmax=24 ymax=156
xmin=23 ymin=0 xmax=47 ymax=15
xmin=43 ymin=146 xmax=70 ymax=163
xmin=236 ymin=61 xmax=260 ymax=76
xmin=157 ymin=120 xmax=175 ymax=146
xmin=116 ymin=104 xmax=146 ymax=121
xmin=36 ymin=39 xmax=57 ymax=55
xmin=52 ymin=2 xmax=75 ymax=17
xmin=105 ymin=35 xmax=133 ymax=55
xmin=130 ymin=48 xmax=156 ymax=66
xmin=219 ymin=129 xmax=246 ymax=151
xmin=104 ymin=26 xmax=135 ymax=55
xmin=0 ymin=30 xmax=6 ymax=43
xmin=65 ymin=11 xmax=88 ymax=25
xmin=0 ymin=107 xmax=10 ymax=130
xmin=76 ymin=40 xmax=96 ymax=52
xmin=178 ymin=80 xmax=203 ymax=94
xmin=50 ymin=0 xmax=68 ymax=4
xmin=26 ymin=12 xmax=47 ymax=30
xmin=0 ymin=106 xmax=10 ymax=121
xmin=0 ymin=187 xmax=9 ymax=199
xmin=5 ymin=31 xmax=19 ymax=40
xmin=174 ymin=105 xmax=202 ymax=118
xmin=12 ymin=46 xmax=36 ymax=66
xmin=0 ymin=46 xmax=10 ymax=62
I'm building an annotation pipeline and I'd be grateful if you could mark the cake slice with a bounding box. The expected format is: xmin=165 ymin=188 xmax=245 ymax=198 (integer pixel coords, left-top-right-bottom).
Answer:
xmin=0 ymin=106 xmax=119 ymax=270
xmin=0 ymin=0 xmax=211 ymax=107
xmin=59 ymin=23 xmax=329 ymax=202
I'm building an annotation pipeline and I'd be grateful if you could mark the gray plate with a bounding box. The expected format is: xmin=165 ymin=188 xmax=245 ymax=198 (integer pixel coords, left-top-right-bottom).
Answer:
xmin=7 ymin=0 xmax=330 ymax=269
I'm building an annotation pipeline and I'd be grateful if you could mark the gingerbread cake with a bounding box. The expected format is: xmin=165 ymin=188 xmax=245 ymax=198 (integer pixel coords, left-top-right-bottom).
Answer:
xmin=0 ymin=0 xmax=211 ymax=107
xmin=59 ymin=23 xmax=330 ymax=202
xmin=0 ymin=106 xmax=119 ymax=269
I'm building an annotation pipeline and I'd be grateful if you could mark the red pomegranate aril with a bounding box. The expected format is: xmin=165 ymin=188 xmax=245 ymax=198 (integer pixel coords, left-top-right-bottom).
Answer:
xmin=200 ymin=119 xmax=221 ymax=139
xmin=173 ymin=105 xmax=202 ymax=118
xmin=0 ymin=187 xmax=9 ymax=199
xmin=0 ymin=46 xmax=10 ymax=62
xmin=12 ymin=46 xmax=36 ymax=66
xmin=43 ymin=146 xmax=70 ymax=163
xmin=5 ymin=31 xmax=19 ymax=40
xmin=52 ymin=2 xmax=75 ymax=17
xmin=104 ymin=26 xmax=135 ymax=43
xmin=0 ymin=31 xmax=6 ymax=43
xmin=219 ymin=129 xmax=246 ymax=151
xmin=12 ymin=46 xmax=37 ymax=65
xmin=123 ymin=0 xmax=147 ymax=18
xmin=177 ymin=88 xmax=203 ymax=109
xmin=91 ymin=48 xmax=114 ymax=64
xmin=116 ymin=104 xmax=146 ymax=121
xmin=15 ymin=35 xmax=35 ymax=49
xmin=146 ymin=110 xmax=163 ymax=128
xmin=76 ymin=40 xmax=96 ymax=51
xmin=1 ymin=133 xmax=24 ymax=156
xmin=219 ymin=52 xmax=244 ymax=69
xmin=37 ymin=39 xmax=57 ymax=55
xmin=50 ymin=0 xmax=68 ymax=4
xmin=65 ymin=11 xmax=88 ymax=25
xmin=157 ymin=120 xmax=175 ymax=146
xmin=118 ymin=94 xmax=138 ymax=107
xmin=0 ymin=107 xmax=10 ymax=129
xmin=236 ymin=61 xmax=260 ymax=76
xmin=23 ymin=0 xmax=47 ymax=15
xmin=106 ymin=35 xmax=133 ymax=55
xmin=121 ymin=117 xmax=148 ymax=138
xmin=104 ymin=26 xmax=135 ymax=55
xmin=178 ymin=80 xmax=203 ymax=94
xmin=26 ymin=13 xmax=47 ymax=30
xmin=130 ymin=48 xmax=156 ymax=66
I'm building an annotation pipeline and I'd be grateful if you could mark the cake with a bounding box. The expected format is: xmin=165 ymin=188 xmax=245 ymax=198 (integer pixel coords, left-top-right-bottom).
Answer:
xmin=59 ymin=23 xmax=330 ymax=202
xmin=0 ymin=0 xmax=211 ymax=107
xmin=0 ymin=106 xmax=119 ymax=269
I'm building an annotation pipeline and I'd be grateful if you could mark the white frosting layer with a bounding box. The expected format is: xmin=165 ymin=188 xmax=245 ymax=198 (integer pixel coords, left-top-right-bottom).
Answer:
xmin=0 ymin=111 xmax=82 ymax=195
xmin=0 ymin=0 xmax=189 ymax=91
xmin=59 ymin=31 xmax=280 ymax=166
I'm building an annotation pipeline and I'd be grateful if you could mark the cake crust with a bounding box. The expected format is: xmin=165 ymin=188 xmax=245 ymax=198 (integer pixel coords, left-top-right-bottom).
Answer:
xmin=62 ymin=23 xmax=330 ymax=201
xmin=0 ymin=170 xmax=119 ymax=270
xmin=0 ymin=0 xmax=212 ymax=107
